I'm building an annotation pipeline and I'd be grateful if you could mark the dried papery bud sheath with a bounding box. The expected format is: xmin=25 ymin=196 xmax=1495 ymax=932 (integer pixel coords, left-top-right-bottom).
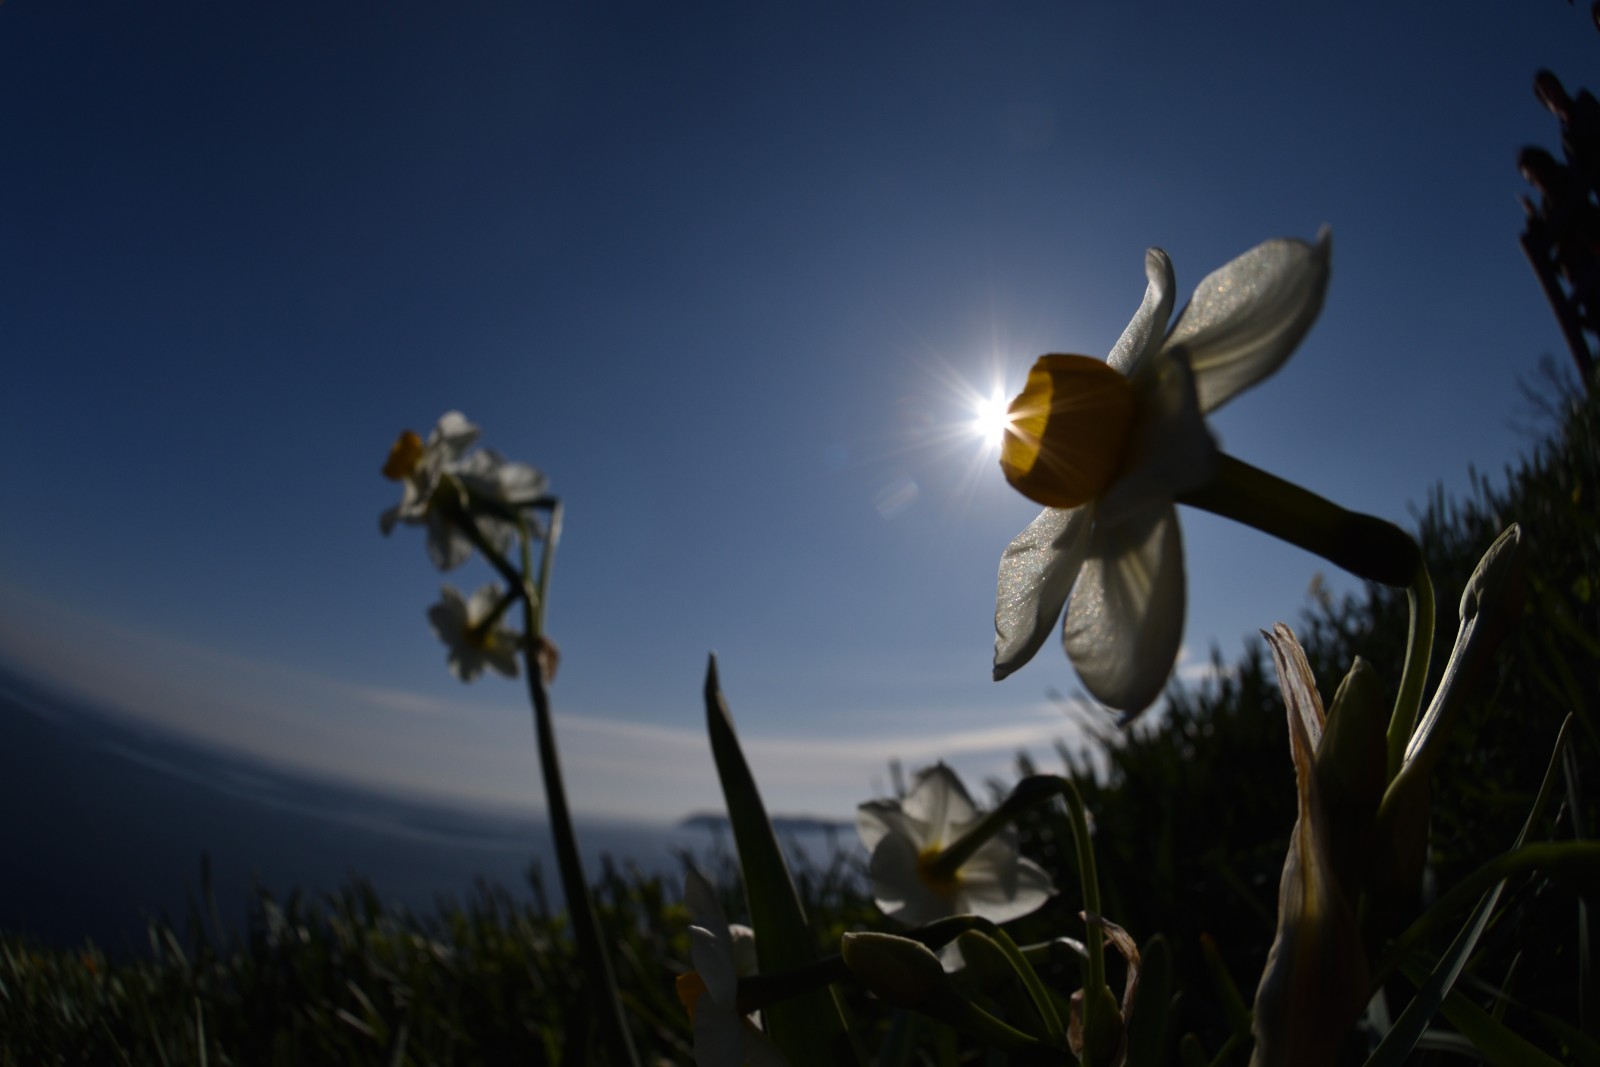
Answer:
xmin=1000 ymin=354 xmax=1137 ymax=509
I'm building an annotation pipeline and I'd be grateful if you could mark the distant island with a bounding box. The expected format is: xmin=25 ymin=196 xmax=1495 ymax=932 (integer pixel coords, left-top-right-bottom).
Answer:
xmin=678 ymin=812 xmax=854 ymax=835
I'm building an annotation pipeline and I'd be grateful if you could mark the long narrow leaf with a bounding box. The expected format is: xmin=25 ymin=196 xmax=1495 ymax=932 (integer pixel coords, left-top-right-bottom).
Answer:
xmin=1394 ymin=964 xmax=1564 ymax=1067
xmin=703 ymin=655 xmax=857 ymax=1064
xmin=1365 ymin=718 xmax=1581 ymax=1067
xmin=1123 ymin=935 xmax=1173 ymax=1067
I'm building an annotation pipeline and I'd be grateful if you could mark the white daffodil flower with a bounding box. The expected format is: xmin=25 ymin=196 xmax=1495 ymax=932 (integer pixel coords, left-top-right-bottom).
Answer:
xmin=856 ymin=764 xmax=1054 ymax=928
xmin=426 ymin=583 xmax=521 ymax=682
xmin=995 ymin=232 xmax=1332 ymax=715
xmin=676 ymin=869 xmax=788 ymax=1067
xmin=380 ymin=411 xmax=548 ymax=571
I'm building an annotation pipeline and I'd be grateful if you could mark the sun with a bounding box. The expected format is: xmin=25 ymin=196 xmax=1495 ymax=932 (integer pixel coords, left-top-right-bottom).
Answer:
xmin=971 ymin=390 xmax=1010 ymax=449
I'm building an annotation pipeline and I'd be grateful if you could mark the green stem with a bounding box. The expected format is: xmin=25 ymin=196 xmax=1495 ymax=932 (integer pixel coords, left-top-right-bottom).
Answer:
xmin=1178 ymin=453 xmax=1420 ymax=588
xmin=523 ymin=657 xmax=639 ymax=1066
xmin=511 ymin=513 xmax=637 ymax=1067
xmin=1385 ymin=566 xmax=1436 ymax=780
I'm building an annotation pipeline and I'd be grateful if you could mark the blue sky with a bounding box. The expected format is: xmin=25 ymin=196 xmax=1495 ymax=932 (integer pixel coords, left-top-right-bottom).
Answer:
xmin=1 ymin=1 xmax=1589 ymax=822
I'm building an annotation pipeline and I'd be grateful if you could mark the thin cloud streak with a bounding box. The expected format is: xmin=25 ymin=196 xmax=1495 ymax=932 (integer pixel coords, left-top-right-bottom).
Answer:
xmin=0 ymin=584 xmax=1092 ymax=820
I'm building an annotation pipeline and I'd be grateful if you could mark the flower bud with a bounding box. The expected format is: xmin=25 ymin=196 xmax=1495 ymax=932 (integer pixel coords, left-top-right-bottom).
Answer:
xmin=1314 ymin=657 xmax=1387 ymax=901
xmin=841 ymin=932 xmax=949 ymax=1009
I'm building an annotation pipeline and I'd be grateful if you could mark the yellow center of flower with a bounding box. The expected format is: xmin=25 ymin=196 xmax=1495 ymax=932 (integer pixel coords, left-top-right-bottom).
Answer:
xmin=916 ymin=847 xmax=962 ymax=899
xmin=675 ymin=970 xmax=708 ymax=1020
xmin=999 ymin=354 xmax=1137 ymax=509
xmin=381 ymin=430 xmax=425 ymax=481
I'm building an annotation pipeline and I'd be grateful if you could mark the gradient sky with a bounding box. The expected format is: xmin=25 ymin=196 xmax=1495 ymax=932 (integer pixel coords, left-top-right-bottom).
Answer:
xmin=2 ymin=1 xmax=1590 ymax=822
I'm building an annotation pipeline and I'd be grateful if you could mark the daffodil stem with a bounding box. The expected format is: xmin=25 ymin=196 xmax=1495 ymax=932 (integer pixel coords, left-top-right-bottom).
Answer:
xmin=1385 ymin=567 xmax=1436 ymax=780
xmin=1177 ymin=453 xmax=1421 ymax=588
xmin=526 ymin=501 xmax=561 ymax=640
xmin=509 ymin=514 xmax=639 ymax=1067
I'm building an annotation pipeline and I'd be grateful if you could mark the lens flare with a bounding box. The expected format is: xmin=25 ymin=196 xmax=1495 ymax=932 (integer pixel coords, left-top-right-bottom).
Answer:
xmin=972 ymin=391 xmax=1010 ymax=448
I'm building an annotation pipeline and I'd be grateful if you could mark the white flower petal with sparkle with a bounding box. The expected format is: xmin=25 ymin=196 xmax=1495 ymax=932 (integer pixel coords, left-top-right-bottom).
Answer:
xmin=1063 ymin=504 xmax=1186 ymax=714
xmin=1166 ymin=230 xmax=1331 ymax=415
xmin=1108 ymin=247 xmax=1177 ymax=379
xmin=994 ymin=505 xmax=1096 ymax=682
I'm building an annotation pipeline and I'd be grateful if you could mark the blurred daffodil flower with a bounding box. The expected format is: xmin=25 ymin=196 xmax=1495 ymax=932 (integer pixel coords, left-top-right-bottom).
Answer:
xmin=995 ymin=232 xmax=1331 ymax=715
xmin=381 ymin=411 xmax=548 ymax=571
xmin=427 ymin=583 xmax=520 ymax=682
xmin=857 ymin=764 xmax=1054 ymax=928
xmin=676 ymin=869 xmax=788 ymax=1067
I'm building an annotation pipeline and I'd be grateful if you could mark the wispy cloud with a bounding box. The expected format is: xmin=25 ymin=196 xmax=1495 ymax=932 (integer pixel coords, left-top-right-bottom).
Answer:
xmin=0 ymin=583 xmax=1094 ymax=821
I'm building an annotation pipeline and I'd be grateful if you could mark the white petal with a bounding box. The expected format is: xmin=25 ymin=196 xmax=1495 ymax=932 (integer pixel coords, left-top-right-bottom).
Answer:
xmin=484 ymin=638 xmax=521 ymax=679
xmin=956 ymin=855 xmax=1056 ymax=924
xmin=856 ymin=801 xmax=925 ymax=852
xmin=689 ymin=925 xmax=739 ymax=1006
xmin=495 ymin=461 xmax=549 ymax=503
xmin=431 ymin=411 xmax=480 ymax=456
xmin=1108 ymin=247 xmax=1177 ymax=379
xmin=1095 ymin=350 xmax=1218 ymax=529
xmin=426 ymin=517 xmax=475 ymax=571
xmin=994 ymin=505 xmax=1095 ymax=681
xmin=868 ymin=832 xmax=950 ymax=925
xmin=1063 ymin=504 xmax=1186 ymax=716
xmin=727 ymin=924 xmax=760 ymax=977
xmin=427 ymin=587 xmax=468 ymax=636
xmin=692 ymin=998 xmax=747 ymax=1067
xmin=902 ymin=765 xmax=977 ymax=841
xmin=1162 ymin=230 xmax=1331 ymax=415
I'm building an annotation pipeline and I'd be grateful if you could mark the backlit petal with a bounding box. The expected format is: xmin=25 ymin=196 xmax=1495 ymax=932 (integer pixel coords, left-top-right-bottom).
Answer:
xmin=956 ymin=855 xmax=1055 ymax=925
xmin=1163 ymin=229 xmax=1331 ymax=414
xmin=689 ymin=925 xmax=739 ymax=1006
xmin=856 ymin=801 xmax=927 ymax=852
xmin=1108 ymin=248 xmax=1177 ymax=379
xmin=1095 ymin=350 xmax=1218 ymax=529
xmin=903 ymin=764 xmax=977 ymax=841
xmin=994 ymin=505 xmax=1095 ymax=680
xmin=867 ymin=831 xmax=936 ymax=922
xmin=1063 ymin=504 xmax=1185 ymax=715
